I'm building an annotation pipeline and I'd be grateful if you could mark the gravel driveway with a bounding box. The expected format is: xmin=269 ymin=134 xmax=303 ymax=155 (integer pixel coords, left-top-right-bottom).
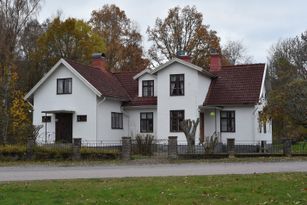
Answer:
xmin=0 ymin=161 xmax=306 ymax=182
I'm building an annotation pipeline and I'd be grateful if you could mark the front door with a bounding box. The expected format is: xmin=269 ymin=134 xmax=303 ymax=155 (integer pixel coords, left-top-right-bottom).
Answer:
xmin=55 ymin=113 xmax=72 ymax=143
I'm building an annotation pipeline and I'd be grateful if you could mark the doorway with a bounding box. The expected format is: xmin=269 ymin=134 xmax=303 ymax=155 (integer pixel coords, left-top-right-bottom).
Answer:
xmin=55 ymin=113 xmax=73 ymax=143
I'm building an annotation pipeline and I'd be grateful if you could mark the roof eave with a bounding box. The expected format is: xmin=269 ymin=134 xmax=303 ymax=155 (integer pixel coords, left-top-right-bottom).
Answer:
xmin=151 ymin=58 xmax=216 ymax=78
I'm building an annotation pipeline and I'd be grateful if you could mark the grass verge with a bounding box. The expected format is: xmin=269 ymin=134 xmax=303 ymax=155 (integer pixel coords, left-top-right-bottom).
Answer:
xmin=0 ymin=173 xmax=306 ymax=205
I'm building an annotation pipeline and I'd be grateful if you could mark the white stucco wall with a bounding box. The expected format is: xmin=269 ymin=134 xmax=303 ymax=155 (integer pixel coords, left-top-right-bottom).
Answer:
xmin=138 ymin=73 xmax=157 ymax=97
xmin=156 ymin=62 xmax=211 ymax=142
xmin=96 ymin=99 xmax=128 ymax=143
xmin=33 ymin=64 xmax=97 ymax=143
xmin=203 ymin=106 xmax=272 ymax=144
xmin=125 ymin=107 xmax=157 ymax=138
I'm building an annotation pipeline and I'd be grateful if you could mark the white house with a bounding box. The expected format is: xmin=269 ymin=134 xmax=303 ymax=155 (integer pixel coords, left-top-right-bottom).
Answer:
xmin=24 ymin=53 xmax=272 ymax=144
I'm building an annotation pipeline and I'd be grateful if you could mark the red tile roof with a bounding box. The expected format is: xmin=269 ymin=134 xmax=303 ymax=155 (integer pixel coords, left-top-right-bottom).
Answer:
xmin=66 ymin=59 xmax=129 ymax=100
xmin=66 ymin=60 xmax=156 ymax=106
xmin=66 ymin=59 xmax=264 ymax=107
xmin=123 ymin=96 xmax=157 ymax=106
xmin=204 ymin=64 xmax=265 ymax=106
xmin=114 ymin=72 xmax=157 ymax=106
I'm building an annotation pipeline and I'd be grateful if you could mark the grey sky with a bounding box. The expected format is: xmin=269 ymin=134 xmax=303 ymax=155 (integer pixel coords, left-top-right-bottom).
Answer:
xmin=38 ymin=0 xmax=307 ymax=63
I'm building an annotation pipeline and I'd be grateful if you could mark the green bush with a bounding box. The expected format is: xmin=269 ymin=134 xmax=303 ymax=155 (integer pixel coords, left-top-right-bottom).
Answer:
xmin=80 ymin=147 xmax=120 ymax=160
xmin=292 ymin=141 xmax=307 ymax=153
xmin=0 ymin=145 xmax=27 ymax=160
xmin=34 ymin=145 xmax=72 ymax=160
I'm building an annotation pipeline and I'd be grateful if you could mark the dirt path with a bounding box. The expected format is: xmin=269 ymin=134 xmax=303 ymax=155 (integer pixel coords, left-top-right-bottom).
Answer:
xmin=0 ymin=161 xmax=306 ymax=182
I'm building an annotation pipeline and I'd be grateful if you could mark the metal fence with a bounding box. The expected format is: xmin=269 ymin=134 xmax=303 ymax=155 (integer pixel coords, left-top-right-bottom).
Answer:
xmin=131 ymin=139 xmax=168 ymax=157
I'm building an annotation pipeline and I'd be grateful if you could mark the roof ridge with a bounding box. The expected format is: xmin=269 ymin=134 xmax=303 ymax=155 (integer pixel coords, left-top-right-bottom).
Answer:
xmin=222 ymin=63 xmax=265 ymax=68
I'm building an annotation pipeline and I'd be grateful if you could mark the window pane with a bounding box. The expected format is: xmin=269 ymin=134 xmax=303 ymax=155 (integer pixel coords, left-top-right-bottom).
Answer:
xmin=57 ymin=80 xmax=63 ymax=93
xmin=221 ymin=119 xmax=227 ymax=131
xmin=67 ymin=79 xmax=72 ymax=93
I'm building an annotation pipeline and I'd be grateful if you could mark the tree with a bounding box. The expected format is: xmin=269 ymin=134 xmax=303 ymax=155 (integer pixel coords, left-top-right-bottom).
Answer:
xmin=30 ymin=17 xmax=105 ymax=84
xmin=16 ymin=19 xmax=45 ymax=91
xmin=0 ymin=0 xmax=41 ymax=144
xmin=179 ymin=118 xmax=199 ymax=153
xmin=265 ymin=31 xmax=307 ymax=141
xmin=90 ymin=4 xmax=148 ymax=72
xmin=222 ymin=40 xmax=253 ymax=65
xmin=147 ymin=5 xmax=221 ymax=68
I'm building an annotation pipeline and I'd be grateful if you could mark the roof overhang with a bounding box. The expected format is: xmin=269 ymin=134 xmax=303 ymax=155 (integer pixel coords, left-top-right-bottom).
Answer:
xmin=42 ymin=110 xmax=75 ymax=114
xmin=151 ymin=58 xmax=216 ymax=78
xmin=24 ymin=58 xmax=102 ymax=100
xmin=123 ymin=105 xmax=157 ymax=110
xmin=133 ymin=68 xmax=152 ymax=80
xmin=198 ymin=105 xmax=223 ymax=111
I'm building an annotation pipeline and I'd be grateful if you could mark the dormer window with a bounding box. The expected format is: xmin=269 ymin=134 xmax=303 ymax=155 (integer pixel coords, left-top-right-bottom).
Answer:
xmin=170 ymin=74 xmax=184 ymax=96
xmin=57 ymin=78 xmax=72 ymax=94
xmin=142 ymin=80 xmax=154 ymax=97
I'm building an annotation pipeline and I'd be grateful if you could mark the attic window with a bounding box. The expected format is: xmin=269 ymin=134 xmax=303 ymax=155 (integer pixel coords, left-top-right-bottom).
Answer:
xmin=142 ymin=80 xmax=154 ymax=97
xmin=57 ymin=78 xmax=72 ymax=94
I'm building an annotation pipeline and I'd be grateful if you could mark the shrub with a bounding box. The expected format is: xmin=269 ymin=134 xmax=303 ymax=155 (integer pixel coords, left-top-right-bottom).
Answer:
xmin=80 ymin=147 xmax=120 ymax=160
xmin=134 ymin=134 xmax=154 ymax=156
xmin=34 ymin=145 xmax=72 ymax=160
xmin=0 ymin=145 xmax=27 ymax=160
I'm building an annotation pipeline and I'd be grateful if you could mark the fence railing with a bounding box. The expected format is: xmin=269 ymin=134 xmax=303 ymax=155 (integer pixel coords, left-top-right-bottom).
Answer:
xmin=1 ymin=137 xmax=306 ymax=161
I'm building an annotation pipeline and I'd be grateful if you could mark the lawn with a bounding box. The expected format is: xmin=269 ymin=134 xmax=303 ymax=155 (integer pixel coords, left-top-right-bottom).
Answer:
xmin=0 ymin=173 xmax=306 ymax=205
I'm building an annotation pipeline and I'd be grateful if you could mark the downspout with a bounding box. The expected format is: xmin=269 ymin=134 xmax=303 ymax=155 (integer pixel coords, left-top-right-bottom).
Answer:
xmin=97 ymin=97 xmax=106 ymax=142
xmin=45 ymin=113 xmax=47 ymax=144
xmin=121 ymin=107 xmax=130 ymax=137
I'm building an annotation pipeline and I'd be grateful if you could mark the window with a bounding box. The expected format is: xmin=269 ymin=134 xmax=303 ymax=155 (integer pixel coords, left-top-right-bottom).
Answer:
xmin=220 ymin=111 xmax=235 ymax=132
xmin=140 ymin=112 xmax=153 ymax=133
xmin=57 ymin=78 xmax=72 ymax=94
xmin=142 ymin=80 xmax=154 ymax=97
xmin=42 ymin=116 xmax=51 ymax=123
xmin=170 ymin=110 xmax=184 ymax=132
xmin=77 ymin=115 xmax=87 ymax=122
xmin=111 ymin=112 xmax=123 ymax=129
xmin=170 ymin=74 xmax=184 ymax=96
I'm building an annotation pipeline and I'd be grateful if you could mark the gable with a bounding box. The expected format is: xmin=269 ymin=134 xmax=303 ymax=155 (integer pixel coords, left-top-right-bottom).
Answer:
xmin=25 ymin=59 xmax=130 ymax=101
xmin=24 ymin=59 xmax=101 ymax=100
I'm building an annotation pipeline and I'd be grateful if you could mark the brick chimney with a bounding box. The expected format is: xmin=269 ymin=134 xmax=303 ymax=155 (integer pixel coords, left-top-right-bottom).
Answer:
xmin=210 ymin=52 xmax=222 ymax=72
xmin=176 ymin=50 xmax=191 ymax=62
xmin=90 ymin=53 xmax=107 ymax=70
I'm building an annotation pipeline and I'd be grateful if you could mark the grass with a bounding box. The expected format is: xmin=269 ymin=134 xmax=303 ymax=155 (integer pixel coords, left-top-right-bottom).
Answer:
xmin=0 ymin=156 xmax=306 ymax=167
xmin=0 ymin=173 xmax=306 ymax=205
xmin=292 ymin=142 xmax=307 ymax=154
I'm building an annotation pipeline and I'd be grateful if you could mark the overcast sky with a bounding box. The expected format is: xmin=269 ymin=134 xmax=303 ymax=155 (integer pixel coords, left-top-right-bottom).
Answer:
xmin=38 ymin=0 xmax=307 ymax=63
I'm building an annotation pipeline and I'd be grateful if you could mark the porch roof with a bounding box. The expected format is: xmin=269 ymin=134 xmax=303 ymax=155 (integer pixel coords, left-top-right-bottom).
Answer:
xmin=41 ymin=110 xmax=75 ymax=114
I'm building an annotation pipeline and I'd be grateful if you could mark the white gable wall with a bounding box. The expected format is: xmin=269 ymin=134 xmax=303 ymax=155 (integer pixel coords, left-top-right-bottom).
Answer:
xmin=156 ymin=62 xmax=211 ymax=142
xmin=138 ymin=73 xmax=157 ymax=97
xmin=33 ymin=64 xmax=97 ymax=143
